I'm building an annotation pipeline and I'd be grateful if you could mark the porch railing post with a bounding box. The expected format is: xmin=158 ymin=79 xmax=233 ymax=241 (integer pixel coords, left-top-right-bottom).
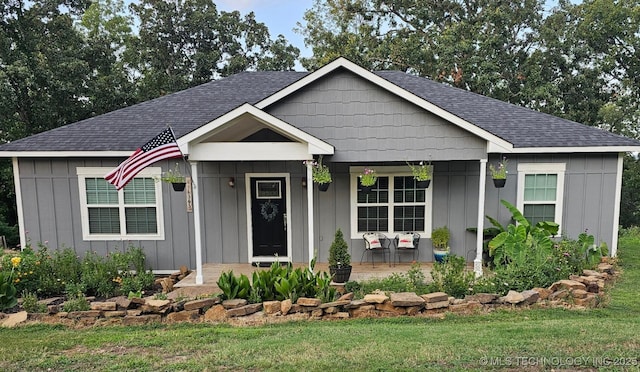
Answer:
xmin=306 ymin=160 xmax=315 ymax=271
xmin=475 ymin=159 xmax=487 ymax=277
xmin=191 ymin=161 xmax=204 ymax=285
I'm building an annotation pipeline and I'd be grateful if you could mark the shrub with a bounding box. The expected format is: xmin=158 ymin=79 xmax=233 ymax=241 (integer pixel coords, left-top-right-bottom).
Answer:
xmin=328 ymin=228 xmax=351 ymax=267
xmin=429 ymin=255 xmax=475 ymax=298
xmin=343 ymin=263 xmax=430 ymax=299
xmin=63 ymin=282 xmax=90 ymax=312
xmin=21 ymin=291 xmax=47 ymax=313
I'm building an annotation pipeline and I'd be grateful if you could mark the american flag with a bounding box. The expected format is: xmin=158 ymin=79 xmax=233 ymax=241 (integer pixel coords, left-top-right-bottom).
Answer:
xmin=105 ymin=128 xmax=183 ymax=190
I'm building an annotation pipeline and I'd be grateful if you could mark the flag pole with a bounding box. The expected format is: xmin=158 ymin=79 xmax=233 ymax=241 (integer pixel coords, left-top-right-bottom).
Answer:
xmin=168 ymin=126 xmax=196 ymax=189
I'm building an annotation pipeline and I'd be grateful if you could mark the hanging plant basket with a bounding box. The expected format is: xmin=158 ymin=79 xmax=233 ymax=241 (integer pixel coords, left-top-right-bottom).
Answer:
xmin=416 ymin=179 xmax=431 ymax=189
xmin=492 ymin=178 xmax=506 ymax=188
xmin=172 ymin=182 xmax=186 ymax=192
xmin=318 ymin=182 xmax=331 ymax=192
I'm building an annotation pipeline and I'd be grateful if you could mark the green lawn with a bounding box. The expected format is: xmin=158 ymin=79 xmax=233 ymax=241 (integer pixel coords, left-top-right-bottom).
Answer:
xmin=1 ymin=238 xmax=639 ymax=371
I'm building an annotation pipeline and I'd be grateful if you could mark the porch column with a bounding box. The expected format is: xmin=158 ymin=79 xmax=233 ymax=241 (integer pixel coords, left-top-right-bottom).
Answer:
xmin=191 ymin=161 xmax=204 ymax=285
xmin=475 ymin=159 xmax=488 ymax=277
xmin=611 ymin=153 xmax=624 ymax=257
xmin=306 ymin=161 xmax=315 ymax=270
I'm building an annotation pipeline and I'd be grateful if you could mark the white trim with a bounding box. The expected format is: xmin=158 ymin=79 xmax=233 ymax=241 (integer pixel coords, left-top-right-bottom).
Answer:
xmin=12 ymin=157 xmax=26 ymax=250
xmin=611 ymin=153 xmax=624 ymax=257
xmin=177 ymin=103 xmax=334 ymax=158
xmin=504 ymin=146 xmax=640 ymax=154
xmin=306 ymin=161 xmax=315 ymax=270
xmin=189 ymin=143 xmax=315 ymax=161
xmin=348 ymin=166 xmax=433 ymax=239
xmin=516 ymin=163 xmax=566 ymax=231
xmin=475 ymin=159 xmax=487 ymax=276
xmin=191 ymin=161 xmax=203 ymax=285
xmin=245 ymin=173 xmax=293 ymax=263
xmin=76 ymin=167 xmax=165 ymax=241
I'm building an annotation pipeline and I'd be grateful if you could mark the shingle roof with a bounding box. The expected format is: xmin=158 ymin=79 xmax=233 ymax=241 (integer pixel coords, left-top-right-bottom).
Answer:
xmin=1 ymin=65 xmax=638 ymax=152
xmin=375 ymin=71 xmax=640 ymax=148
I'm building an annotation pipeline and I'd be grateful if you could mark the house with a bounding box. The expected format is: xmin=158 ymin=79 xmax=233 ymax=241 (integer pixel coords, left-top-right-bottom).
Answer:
xmin=1 ymin=57 xmax=639 ymax=284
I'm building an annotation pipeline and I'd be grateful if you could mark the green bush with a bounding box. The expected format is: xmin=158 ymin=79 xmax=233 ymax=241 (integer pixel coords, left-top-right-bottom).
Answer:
xmin=21 ymin=291 xmax=47 ymax=313
xmin=429 ymin=255 xmax=475 ymax=298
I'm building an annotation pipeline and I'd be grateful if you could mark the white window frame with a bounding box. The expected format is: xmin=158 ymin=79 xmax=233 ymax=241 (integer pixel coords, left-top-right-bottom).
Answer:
xmin=516 ymin=163 xmax=566 ymax=231
xmin=349 ymin=166 xmax=433 ymax=239
xmin=77 ymin=167 xmax=165 ymax=241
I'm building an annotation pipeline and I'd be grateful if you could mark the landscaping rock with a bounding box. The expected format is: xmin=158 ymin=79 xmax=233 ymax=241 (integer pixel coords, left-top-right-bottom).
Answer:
xmin=204 ymin=305 xmax=227 ymax=322
xmin=227 ymin=303 xmax=262 ymax=318
xmin=324 ymin=306 xmax=338 ymax=314
xmin=350 ymin=306 xmax=377 ymax=318
xmin=503 ymin=290 xmax=525 ymax=304
xmin=262 ymin=301 xmax=281 ymax=315
xmin=572 ymin=289 xmax=588 ymax=299
xmin=222 ymin=299 xmax=248 ymax=309
xmin=166 ymin=309 xmax=200 ymax=323
xmin=338 ymin=292 xmax=354 ymax=301
xmin=297 ymin=297 xmax=322 ymax=307
xmin=344 ymin=299 xmax=367 ymax=309
xmin=549 ymin=289 xmax=570 ymax=300
xmin=127 ymin=309 xmax=142 ymax=316
xmin=103 ymin=311 xmax=127 ymax=318
xmin=424 ymin=300 xmax=449 ymax=310
xmin=390 ymin=292 xmax=425 ymax=307
xmin=1 ymin=311 xmax=27 ymax=328
xmin=280 ymin=299 xmax=292 ymax=315
xmin=574 ymin=293 xmax=598 ymax=307
xmin=318 ymin=300 xmax=351 ymax=309
xmin=521 ymin=290 xmax=540 ymax=305
xmin=597 ymin=263 xmax=614 ymax=275
xmin=183 ymin=298 xmax=217 ymax=312
xmin=325 ymin=312 xmax=350 ymax=319
xmin=465 ymin=293 xmax=498 ymax=304
xmin=549 ymin=280 xmax=586 ymax=292
xmin=364 ymin=293 xmax=388 ymax=304
xmin=112 ymin=296 xmax=132 ymax=310
xmin=375 ymin=301 xmax=407 ymax=315
xmin=122 ymin=314 xmax=161 ymax=326
xmin=421 ymin=292 xmax=448 ymax=303
xmin=67 ymin=310 xmax=102 ymax=319
xmin=311 ymin=309 xmax=324 ymax=318
xmin=90 ymin=302 xmax=117 ymax=311
xmin=532 ymin=287 xmax=552 ymax=300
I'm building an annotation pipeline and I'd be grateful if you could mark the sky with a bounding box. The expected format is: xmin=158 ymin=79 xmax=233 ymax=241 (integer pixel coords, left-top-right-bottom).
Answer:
xmin=215 ymin=0 xmax=314 ymax=60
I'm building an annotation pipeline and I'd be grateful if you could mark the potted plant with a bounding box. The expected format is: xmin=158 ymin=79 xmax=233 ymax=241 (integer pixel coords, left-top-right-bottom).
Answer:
xmin=407 ymin=160 xmax=433 ymax=188
xmin=304 ymin=157 xmax=332 ymax=192
xmin=431 ymin=226 xmax=451 ymax=263
xmin=359 ymin=167 xmax=377 ymax=193
xmin=489 ymin=157 xmax=508 ymax=188
xmin=328 ymin=228 xmax=352 ymax=283
xmin=159 ymin=163 xmax=187 ymax=191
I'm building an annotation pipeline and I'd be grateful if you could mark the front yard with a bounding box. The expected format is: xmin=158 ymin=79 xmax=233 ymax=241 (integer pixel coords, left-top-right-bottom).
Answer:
xmin=0 ymin=231 xmax=638 ymax=371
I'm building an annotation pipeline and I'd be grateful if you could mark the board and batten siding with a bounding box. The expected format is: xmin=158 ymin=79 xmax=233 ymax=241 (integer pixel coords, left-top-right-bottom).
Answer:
xmin=266 ymin=69 xmax=487 ymax=162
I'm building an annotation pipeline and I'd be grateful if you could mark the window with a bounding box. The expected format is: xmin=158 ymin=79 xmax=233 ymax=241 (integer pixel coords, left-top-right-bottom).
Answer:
xmin=351 ymin=167 xmax=432 ymax=238
xmin=77 ymin=167 xmax=164 ymax=240
xmin=517 ymin=163 xmax=565 ymax=228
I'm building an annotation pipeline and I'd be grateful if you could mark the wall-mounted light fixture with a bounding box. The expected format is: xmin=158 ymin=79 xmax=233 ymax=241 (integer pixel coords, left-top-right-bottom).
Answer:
xmin=301 ymin=177 xmax=307 ymax=188
xmin=228 ymin=177 xmax=235 ymax=188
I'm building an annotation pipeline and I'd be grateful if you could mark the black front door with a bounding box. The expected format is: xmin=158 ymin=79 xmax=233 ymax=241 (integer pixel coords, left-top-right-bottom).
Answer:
xmin=250 ymin=177 xmax=287 ymax=258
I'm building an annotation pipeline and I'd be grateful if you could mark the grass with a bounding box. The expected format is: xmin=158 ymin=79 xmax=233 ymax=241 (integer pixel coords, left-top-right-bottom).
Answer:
xmin=1 ymin=238 xmax=639 ymax=371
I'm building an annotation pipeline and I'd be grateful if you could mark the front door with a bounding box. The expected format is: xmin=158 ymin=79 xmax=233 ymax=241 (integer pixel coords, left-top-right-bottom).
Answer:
xmin=250 ymin=177 xmax=288 ymax=260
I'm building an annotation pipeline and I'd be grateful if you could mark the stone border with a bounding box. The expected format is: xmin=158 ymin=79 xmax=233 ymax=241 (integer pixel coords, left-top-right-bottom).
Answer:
xmin=0 ymin=263 xmax=616 ymax=328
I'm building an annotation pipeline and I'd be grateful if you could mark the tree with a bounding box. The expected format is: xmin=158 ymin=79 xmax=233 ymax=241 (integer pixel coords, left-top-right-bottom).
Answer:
xmin=129 ymin=0 xmax=300 ymax=100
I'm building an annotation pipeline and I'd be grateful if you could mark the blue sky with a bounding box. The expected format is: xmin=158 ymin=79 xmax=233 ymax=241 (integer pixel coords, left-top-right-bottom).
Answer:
xmin=216 ymin=0 xmax=314 ymax=60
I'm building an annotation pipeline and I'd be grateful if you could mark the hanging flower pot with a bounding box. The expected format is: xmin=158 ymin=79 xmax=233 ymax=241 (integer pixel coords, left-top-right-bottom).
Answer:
xmin=318 ymin=182 xmax=331 ymax=192
xmin=172 ymin=182 xmax=186 ymax=192
xmin=416 ymin=179 xmax=431 ymax=189
xmin=492 ymin=178 xmax=506 ymax=188
xmin=360 ymin=185 xmax=373 ymax=194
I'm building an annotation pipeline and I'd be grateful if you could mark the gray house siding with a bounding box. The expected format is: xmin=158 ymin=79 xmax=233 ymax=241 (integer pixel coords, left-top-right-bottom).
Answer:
xmin=267 ymin=69 xmax=487 ymax=162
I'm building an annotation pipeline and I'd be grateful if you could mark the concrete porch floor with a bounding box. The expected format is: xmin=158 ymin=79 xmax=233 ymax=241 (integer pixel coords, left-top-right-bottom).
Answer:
xmin=174 ymin=261 xmax=435 ymax=293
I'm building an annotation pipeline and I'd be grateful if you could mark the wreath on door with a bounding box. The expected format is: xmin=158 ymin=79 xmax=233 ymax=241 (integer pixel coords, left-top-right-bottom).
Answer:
xmin=260 ymin=200 xmax=278 ymax=222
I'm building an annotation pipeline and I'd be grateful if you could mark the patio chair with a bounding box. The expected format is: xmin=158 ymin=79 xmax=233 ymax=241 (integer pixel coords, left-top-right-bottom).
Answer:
xmin=393 ymin=232 xmax=421 ymax=265
xmin=360 ymin=232 xmax=391 ymax=267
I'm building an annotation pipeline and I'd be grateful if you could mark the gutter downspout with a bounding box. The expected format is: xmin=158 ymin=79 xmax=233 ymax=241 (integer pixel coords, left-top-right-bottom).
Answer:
xmin=474 ymin=159 xmax=488 ymax=277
